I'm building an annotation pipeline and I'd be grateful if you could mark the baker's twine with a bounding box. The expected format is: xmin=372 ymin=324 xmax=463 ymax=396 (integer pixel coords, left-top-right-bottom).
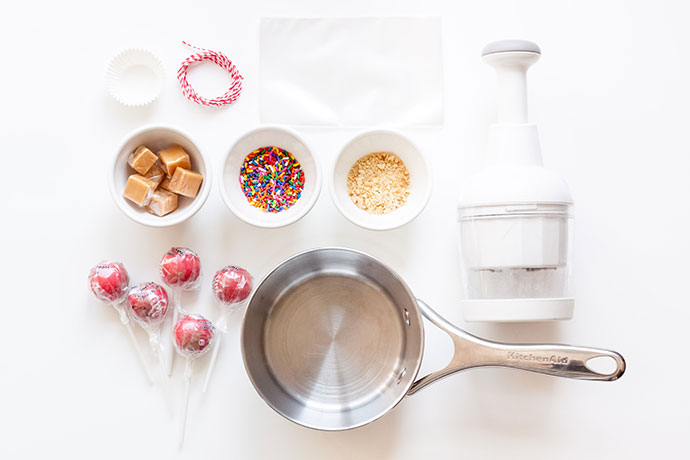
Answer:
xmin=177 ymin=41 xmax=243 ymax=107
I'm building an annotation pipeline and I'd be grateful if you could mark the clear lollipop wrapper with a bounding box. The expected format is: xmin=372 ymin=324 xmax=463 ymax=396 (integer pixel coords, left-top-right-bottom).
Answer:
xmin=88 ymin=261 xmax=153 ymax=384
xmin=202 ymin=265 xmax=254 ymax=392
xmin=160 ymin=247 xmax=201 ymax=376
xmin=173 ymin=314 xmax=215 ymax=449
xmin=160 ymin=248 xmax=202 ymax=291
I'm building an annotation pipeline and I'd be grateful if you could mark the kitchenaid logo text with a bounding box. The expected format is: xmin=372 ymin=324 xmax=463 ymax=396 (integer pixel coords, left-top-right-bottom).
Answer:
xmin=506 ymin=352 xmax=569 ymax=365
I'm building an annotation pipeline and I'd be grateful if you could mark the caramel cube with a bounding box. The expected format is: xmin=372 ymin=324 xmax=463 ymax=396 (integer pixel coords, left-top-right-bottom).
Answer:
xmin=123 ymin=174 xmax=157 ymax=207
xmin=146 ymin=189 xmax=178 ymax=216
xmin=128 ymin=146 xmax=158 ymax=175
xmin=143 ymin=163 xmax=165 ymax=187
xmin=158 ymin=145 xmax=191 ymax=177
xmin=168 ymin=168 xmax=203 ymax=198
xmin=159 ymin=176 xmax=172 ymax=192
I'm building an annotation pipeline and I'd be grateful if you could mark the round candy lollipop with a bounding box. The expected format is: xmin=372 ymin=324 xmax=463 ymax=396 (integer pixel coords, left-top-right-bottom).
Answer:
xmin=202 ymin=265 xmax=253 ymax=392
xmin=160 ymin=247 xmax=201 ymax=376
xmin=160 ymin=248 xmax=201 ymax=289
xmin=88 ymin=261 xmax=152 ymax=384
xmin=127 ymin=282 xmax=170 ymax=380
xmin=212 ymin=265 xmax=253 ymax=306
xmin=174 ymin=314 xmax=215 ymax=449
xmin=89 ymin=261 xmax=129 ymax=303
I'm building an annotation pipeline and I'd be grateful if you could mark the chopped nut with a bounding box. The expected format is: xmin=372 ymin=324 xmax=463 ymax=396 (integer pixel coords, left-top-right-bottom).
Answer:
xmin=347 ymin=152 xmax=410 ymax=215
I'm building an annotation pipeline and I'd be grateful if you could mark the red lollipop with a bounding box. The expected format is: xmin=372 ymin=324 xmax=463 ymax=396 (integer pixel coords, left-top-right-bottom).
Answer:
xmin=128 ymin=282 xmax=169 ymax=325
xmin=160 ymin=248 xmax=201 ymax=290
xmin=160 ymin=247 xmax=201 ymax=376
xmin=89 ymin=262 xmax=129 ymax=303
xmin=212 ymin=265 xmax=253 ymax=306
xmin=204 ymin=265 xmax=253 ymax=392
xmin=174 ymin=314 xmax=215 ymax=448
xmin=174 ymin=314 xmax=215 ymax=357
xmin=88 ymin=261 xmax=151 ymax=384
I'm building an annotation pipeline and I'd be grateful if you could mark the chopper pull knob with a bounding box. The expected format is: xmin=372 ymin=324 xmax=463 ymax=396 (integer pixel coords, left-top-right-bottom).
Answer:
xmin=482 ymin=39 xmax=541 ymax=124
xmin=482 ymin=39 xmax=541 ymax=57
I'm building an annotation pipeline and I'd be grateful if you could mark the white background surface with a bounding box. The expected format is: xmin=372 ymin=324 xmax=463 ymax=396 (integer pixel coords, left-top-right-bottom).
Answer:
xmin=2 ymin=1 xmax=689 ymax=458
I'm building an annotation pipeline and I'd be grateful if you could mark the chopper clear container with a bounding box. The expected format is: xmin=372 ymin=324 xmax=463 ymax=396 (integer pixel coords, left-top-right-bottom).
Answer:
xmin=457 ymin=202 xmax=573 ymax=303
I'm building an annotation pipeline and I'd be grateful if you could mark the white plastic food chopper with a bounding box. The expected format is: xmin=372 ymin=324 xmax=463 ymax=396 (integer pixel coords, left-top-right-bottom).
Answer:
xmin=457 ymin=40 xmax=574 ymax=322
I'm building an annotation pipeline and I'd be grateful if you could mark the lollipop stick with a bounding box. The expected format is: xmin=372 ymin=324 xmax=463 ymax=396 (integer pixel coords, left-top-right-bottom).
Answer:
xmin=167 ymin=288 xmax=181 ymax=376
xmin=150 ymin=336 xmax=174 ymax=416
xmin=202 ymin=333 xmax=222 ymax=393
xmin=149 ymin=334 xmax=170 ymax=385
xmin=179 ymin=357 xmax=192 ymax=450
xmin=152 ymin=339 xmax=168 ymax=383
xmin=114 ymin=302 xmax=153 ymax=385
xmin=202 ymin=311 xmax=228 ymax=393
xmin=124 ymin=322 xmax=154 ymax=384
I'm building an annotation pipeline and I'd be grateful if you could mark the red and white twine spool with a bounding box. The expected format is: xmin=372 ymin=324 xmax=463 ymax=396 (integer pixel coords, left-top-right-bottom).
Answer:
xmin=177 ymin=41 xmax=243 ymax=107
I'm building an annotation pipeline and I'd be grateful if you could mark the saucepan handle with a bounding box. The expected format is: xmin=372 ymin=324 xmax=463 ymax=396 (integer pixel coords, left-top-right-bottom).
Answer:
xmin=408 ymin=299 xmax=626 ymax=395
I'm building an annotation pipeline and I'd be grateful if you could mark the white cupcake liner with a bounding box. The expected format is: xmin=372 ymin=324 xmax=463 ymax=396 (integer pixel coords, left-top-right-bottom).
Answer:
xmin=106 ymin=48 xmax=164 ymax=107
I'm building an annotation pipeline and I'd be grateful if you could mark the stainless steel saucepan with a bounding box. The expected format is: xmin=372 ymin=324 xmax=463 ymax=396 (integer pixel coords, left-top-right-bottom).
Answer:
xmin=241 ymin=248 xmax=625 ymax=431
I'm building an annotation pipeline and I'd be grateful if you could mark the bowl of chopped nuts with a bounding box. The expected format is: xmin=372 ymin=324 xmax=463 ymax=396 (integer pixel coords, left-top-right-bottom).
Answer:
xmin=330 ymin=129 xmax=432 ymax=231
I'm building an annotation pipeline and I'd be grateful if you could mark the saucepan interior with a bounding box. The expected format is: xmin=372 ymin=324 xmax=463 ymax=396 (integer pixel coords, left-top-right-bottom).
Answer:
xmin=241 ymin=248 xmax=424 ymax=430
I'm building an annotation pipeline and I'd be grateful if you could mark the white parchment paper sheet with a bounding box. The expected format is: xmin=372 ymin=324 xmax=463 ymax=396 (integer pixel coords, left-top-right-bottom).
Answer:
xmin=260 ymin=17 xmax=443 ymax=127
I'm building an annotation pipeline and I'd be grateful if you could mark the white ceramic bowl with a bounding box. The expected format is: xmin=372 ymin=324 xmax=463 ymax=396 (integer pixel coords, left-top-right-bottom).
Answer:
xmin=109 ymin=124 xmax=212 ymax=227
xmin=106 ymin=49 xmax=164 ymax=107
xmin=330 ymin=129 xmax=432 ymax=231
xmin=219 ymin=126 xmax=321 ymax=228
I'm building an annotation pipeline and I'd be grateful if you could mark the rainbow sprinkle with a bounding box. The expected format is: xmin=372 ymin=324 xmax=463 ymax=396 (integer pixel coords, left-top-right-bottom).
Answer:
xmin=239 ymin=146 xmax=305 ymax=212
